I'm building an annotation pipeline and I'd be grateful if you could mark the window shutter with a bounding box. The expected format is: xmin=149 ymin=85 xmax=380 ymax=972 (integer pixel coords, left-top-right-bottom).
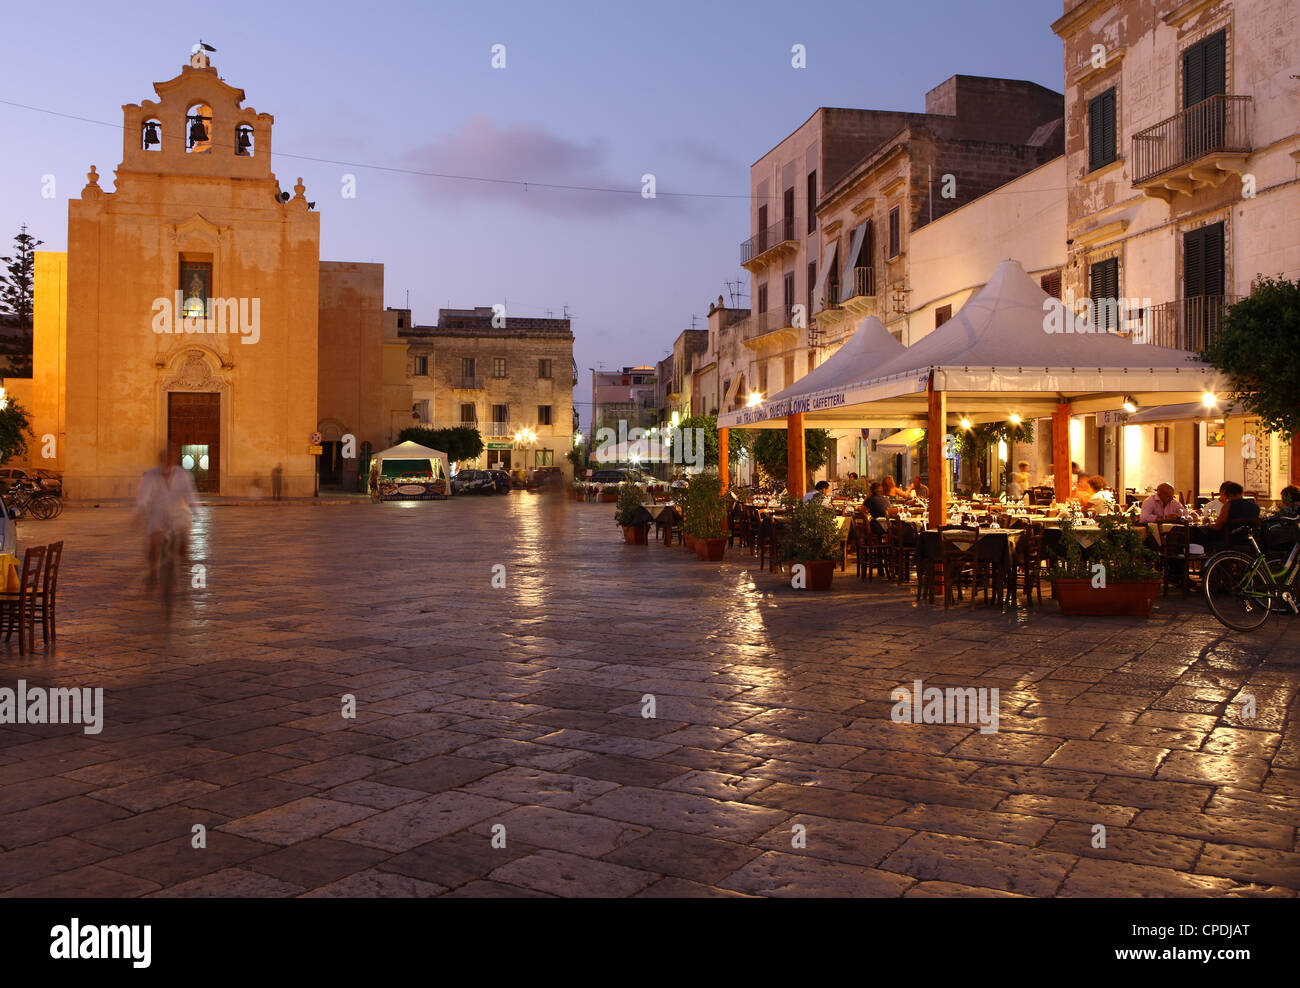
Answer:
xmin=1202 ymin=222 xmax=1225 ymax=296
xmin=1088 ymin=95 xmax=1103 ymax=169
xmin=1102 ymin=89 xmax=1117 ymax=164
xmin=1204 ymin=31 xmax=1226 ymax=97
xmin=1184 ymin=228 xmax=1205 ymax=297
xmin=1183 ymin=43 xmax=1205 ymax=108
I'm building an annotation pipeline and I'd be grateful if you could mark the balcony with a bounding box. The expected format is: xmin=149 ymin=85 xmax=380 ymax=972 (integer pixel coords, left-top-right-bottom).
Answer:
xmin=742 ymin=306 xmax=799 ymax=351
xmin=1131 ymin=95 xmax=1252 ymax=201
xmin=484 ymin=421 xmax=512 ymax=437
xmin=740 ymin=218 xmax=798 ymax=270
xmin=838 ymin=266 xmax=877 ymax=315
xmin=1135 ymin=296 xmax=1240 ymax=352
xmin=455 ymin=376 xmax=483 ymax=390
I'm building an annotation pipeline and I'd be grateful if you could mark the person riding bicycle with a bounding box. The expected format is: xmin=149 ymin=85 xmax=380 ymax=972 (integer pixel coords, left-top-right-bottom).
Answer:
xmin=137 ymin=449 xmax=199 ymax=586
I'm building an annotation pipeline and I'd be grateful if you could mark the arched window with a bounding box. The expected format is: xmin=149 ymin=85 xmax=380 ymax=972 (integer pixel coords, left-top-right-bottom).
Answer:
xmin=186 ymin=103 xmax=213 ymax=153
xmin=141 ymin=118 xmax=163 ymax=151
xmin=235 ymin=124 xmax=254 ymax=156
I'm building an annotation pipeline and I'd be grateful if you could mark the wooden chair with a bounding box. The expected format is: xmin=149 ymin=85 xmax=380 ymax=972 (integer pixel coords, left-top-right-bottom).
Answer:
xmin=1159 ymin=522 xmax=1202 ymax=595
xmin=889 ymin=518 xmax=914 ymax=585
xmin=940 ymin=529 xmax=980 ymax=608
xmin=0 ymin=545 xmax=47 ymax=654
xmin=32 ymin=541 xmax=63 ymax=644
xmin=914 ymin=532 xmax=943 ymax=604
xmin=859 ymin=518 xmax=891 ymax=583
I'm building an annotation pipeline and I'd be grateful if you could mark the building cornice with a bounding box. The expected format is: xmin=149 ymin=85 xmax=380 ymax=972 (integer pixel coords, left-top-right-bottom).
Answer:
xmin=1052 ymin=0 xmax=1118 ymax=38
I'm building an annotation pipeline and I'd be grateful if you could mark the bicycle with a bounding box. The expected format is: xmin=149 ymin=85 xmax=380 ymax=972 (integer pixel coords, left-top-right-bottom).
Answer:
xmin=1202 ymin=524 xmax=1300 ymax=631
xmin=5 ymin=480 xmax=63 ymax=520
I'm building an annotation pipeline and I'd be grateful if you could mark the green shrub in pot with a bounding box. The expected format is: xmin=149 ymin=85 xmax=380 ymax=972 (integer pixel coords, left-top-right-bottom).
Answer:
xmin=781 ymin=498 xmax=841 ymax=563
xmin=681 ymin=471 xmax=726 ymax=539
xmin=614 ymin=481 xmax=646 ymax=528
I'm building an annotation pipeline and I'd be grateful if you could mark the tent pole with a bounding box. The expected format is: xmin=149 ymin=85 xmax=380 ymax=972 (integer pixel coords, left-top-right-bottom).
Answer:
xmin=1053 ymin=402 xmax=1073 ymax=502
xmin=787 ymin=412 xmax=806 ymax=498
xmin=718 ymin=427 xmax=730 ymax=493
xmin=927 ymin=376 xmax=946 ymax=528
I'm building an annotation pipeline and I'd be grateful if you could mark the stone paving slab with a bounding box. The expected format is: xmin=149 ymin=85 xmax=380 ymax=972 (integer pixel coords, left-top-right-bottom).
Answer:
xmin=0 ymin=499 xmax=1297 ymax=896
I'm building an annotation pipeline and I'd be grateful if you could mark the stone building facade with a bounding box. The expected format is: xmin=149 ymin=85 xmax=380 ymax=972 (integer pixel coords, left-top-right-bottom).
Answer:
xmin=400 ymin=308 xmax=576 ymax=476
xmin=27 ymin=50 xmax=410 ymax=498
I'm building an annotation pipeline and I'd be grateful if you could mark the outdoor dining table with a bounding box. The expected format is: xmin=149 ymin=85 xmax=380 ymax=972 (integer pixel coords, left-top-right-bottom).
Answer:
xmin=0 ymin=552 xmax=19 ymax=592
xmin=911 ymin=527 xmax=1025 ymax=605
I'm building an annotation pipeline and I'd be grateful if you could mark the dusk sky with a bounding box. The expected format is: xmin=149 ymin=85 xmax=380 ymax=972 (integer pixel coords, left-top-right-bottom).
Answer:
xmin=0 ymin=0 xmax=1064 ymax=424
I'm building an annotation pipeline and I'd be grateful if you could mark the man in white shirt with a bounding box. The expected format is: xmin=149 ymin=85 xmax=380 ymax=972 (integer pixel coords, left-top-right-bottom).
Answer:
xmin=137 ymin=450 xmax=200 ymax=585
xmin=802 ymin=480 xmax=830 ymax=503
xmin=1139 ymin=483 xmax=1188 ymax=523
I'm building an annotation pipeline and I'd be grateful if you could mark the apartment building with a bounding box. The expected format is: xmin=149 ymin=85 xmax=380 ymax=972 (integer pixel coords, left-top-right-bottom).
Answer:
xmin=591 ymin=365 xmax=658 ymax=437
xmin=399 ymin=307 xmax=575 ymax=476
xmin=1052 ymin=0 xmax=1300 ymax=497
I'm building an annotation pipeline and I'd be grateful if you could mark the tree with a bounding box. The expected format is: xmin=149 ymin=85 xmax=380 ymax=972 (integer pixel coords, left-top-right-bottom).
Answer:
xmin=953 ymin=421 xmax=1034 ymax=493
xmin=397 ymin=425 xmax=484 ymax=464
xmin=0 ymin=225 xmax=42 ymax=378
xmin=751 ymin=428 xmax=833 ymax=481
xmin=1200 ymin=277 xmax=1300 ymax=441
xmin=0 ymin=395 xmax=33 ymax=465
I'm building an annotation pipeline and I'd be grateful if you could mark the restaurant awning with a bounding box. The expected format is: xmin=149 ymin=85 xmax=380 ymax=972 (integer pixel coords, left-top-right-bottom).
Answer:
xmin=718 ymin=315 xmax=904 ymax=428
xmin=875 ymin=427 xmax=927 ymax=452
xmin=722 ymin=259 xmax=1222 ymax=430
xmin=1124 ymin=401 xmax=1236 ymax=424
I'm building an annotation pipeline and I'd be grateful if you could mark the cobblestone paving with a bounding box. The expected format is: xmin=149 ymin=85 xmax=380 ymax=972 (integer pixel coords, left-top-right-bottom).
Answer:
xmin=1 ymin=495 xmax=1298 ymax=897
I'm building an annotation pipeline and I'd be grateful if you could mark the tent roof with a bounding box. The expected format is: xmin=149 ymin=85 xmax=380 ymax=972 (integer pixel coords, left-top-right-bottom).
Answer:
xmin=1125 ymin=401 xmax=1235 ymax=424
xmin=373 ymin=440 xmax=448 ymax=460
xmin=593 ymin=438 xmax=671 ymax=462
xmin=726 ymin=259 xmax=1222 ymax=430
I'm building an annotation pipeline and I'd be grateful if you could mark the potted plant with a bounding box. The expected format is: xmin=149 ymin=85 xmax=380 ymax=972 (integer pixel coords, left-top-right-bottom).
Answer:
xmin=682 ymin=471 xmax=727 ymax=561
xmin=614 ymin=482 xmax=649 ymax=544
xmin=568 ymin=480 xmax=585 ymax=501
xmin=782 ymin=497 xmax=840 ymax=590
xmin=598 ymin=484 xmax=619 ymax=503
xmin=1048 ymin=515 xmax=1160 ymax=616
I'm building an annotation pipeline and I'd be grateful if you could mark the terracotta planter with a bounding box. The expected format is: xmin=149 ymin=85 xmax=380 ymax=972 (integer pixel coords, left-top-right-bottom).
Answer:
xmin=792 ymin=558 xmax=835 ymax=591
xmin=683 ymin=533 xmax=697 ymax=551
xmin=695 ymin=537 xmax=727 ymax=561
xmin=621 ymin=524 xmax=648 ymax=545
xmin=599 ymin=491 xmax=618 ymax=503
xmin=1051 ymin=578 xmax=1160 ymax=617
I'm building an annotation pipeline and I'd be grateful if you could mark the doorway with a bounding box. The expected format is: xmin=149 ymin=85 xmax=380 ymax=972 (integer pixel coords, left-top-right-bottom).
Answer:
xmin=168 ymin=392 xmax=220 ymax=493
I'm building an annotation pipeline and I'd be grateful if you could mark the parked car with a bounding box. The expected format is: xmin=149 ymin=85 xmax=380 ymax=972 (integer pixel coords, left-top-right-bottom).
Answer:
xmin=0 ymin=467 xmax=62 ymax=494
xmin=486 ymin=470 xmax=511 ymax=493
xmin=529 ymin=466 xmax=565 ymax=490
xmin=589 ymin=469 xmax=629 ymax=485
xmin=451 ymin=470 xmax=501 ymax=495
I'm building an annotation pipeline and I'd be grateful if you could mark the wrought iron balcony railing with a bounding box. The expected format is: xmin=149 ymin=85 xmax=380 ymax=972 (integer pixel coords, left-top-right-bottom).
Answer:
xmin=1131 ymin=94 xmax=1252 ymax=187
xmin=740 ymin=218 xmax=797 ymax=266
xmin=1135 ymin=295 xmax=1240 ymax=352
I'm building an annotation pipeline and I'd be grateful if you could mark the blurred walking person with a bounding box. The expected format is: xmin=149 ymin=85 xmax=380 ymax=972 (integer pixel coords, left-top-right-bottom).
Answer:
xmin=137 ymin=449 xmax=199 ymax=588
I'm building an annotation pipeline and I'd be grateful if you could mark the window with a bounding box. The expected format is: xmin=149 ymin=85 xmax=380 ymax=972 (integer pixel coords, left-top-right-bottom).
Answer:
xmin=493 ymin=358 xmax=507 ymax=378
xmin=1088 ymin=88 xmax=1117 ymax=171
xmin=807 ymin=171 xmax=817 ymax=233
xmin=396 ymin=317 xmax=404 ymax=328
xmin=460 ymin=403 xmax=477 ymax=424
xmin=783 ymin=272 xmax=795 ymax=321
xmin=412 ymin=355 xmax=428 ymax=376
xmin=888 ymin=206 xmax=901 ymax=258
xmin=461 ymin=357 xmax=476 ymax=380
xmin=1089 ymin=256 xmax=1120 ymax=331
xmin=807 ymin=261 xmax=817 ymax=315
xmin=491 ymin=403 xmax=509 ymax=423
xmin=1183 ymin=30 xmax=1226 ymax=110
xmin=934 ymin=304 xmax=952 ymax=328
xmin=178 ymin=258 xmax=212 ymax=319
xmin=413 ymin=399 xmax=429 ymax=423
xmin=783 ymin=356 xmax=795 ymax=388
xmin=537 ymin=405 xmax=553 ymax=426
xmin=757 ymin=204 xmax=768 ymax=246
xmin=783 ymin=187 xmax=795 ymax=240
xmin=537 ymin=358 xmax=552 ymax=379
xmin=1040 ymin=271 xmax=1062 ymax=299
xmin=758 ymin=363 xmax=768 ymax=395
xmin=1183 ymin=222 xmax=1225 ymax=298
xmin=757 ymin=283 xmax=768 ymax=314
xmin=535 ymin=449 xmax=554 ymax=467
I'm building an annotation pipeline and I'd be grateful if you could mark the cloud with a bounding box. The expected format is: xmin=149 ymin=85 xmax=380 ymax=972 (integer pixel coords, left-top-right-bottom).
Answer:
xmin=403 ymin=116 xmax=680 ymax=217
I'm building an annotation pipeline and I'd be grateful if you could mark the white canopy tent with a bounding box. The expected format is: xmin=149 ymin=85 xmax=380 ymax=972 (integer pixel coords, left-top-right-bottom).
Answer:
xmin=719 ymin=315 xmax=905 ymax=429
xmin=1125 ymin=401 xmax=1237 ymax=424
xmin=722 ymin=259 xmax=1221 ymax=431
xmin=592 ymin=437 xmax=671 ymax=464
xmin=371 ymin=440 xmax=452 ymax=498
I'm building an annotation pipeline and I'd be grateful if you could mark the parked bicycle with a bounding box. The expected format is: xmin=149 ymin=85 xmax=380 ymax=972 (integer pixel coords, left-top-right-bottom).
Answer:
xmin=1202 ymin=522 xmax=1300 ymax=631
xmin=4 ymin=479 xmax=63 ymax=520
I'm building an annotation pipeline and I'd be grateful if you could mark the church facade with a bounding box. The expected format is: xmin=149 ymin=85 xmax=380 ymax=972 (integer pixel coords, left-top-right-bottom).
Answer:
xmin=25 ymin=49 xmax=411 ymax=498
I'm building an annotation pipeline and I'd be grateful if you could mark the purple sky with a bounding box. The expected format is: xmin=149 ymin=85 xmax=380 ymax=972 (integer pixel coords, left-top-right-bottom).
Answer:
xmin=0 ymin=0 xmax=1064 ymax=424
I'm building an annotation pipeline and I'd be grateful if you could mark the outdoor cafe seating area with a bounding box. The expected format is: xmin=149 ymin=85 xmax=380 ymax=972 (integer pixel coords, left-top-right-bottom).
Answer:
xmin=0 ymin=540 xmax=64 ymax=654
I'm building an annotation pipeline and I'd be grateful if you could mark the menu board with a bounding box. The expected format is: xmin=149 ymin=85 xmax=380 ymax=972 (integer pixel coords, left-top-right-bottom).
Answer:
xmin=1243 ymin=422 xmax=1270 ymax=494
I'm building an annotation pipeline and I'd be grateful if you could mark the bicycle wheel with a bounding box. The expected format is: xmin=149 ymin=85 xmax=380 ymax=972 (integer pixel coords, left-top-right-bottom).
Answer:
xmin=29 ymin=497 xmax=53 ymax=520
xmin=1203 ymin=550 xmax=1273 ymax=631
